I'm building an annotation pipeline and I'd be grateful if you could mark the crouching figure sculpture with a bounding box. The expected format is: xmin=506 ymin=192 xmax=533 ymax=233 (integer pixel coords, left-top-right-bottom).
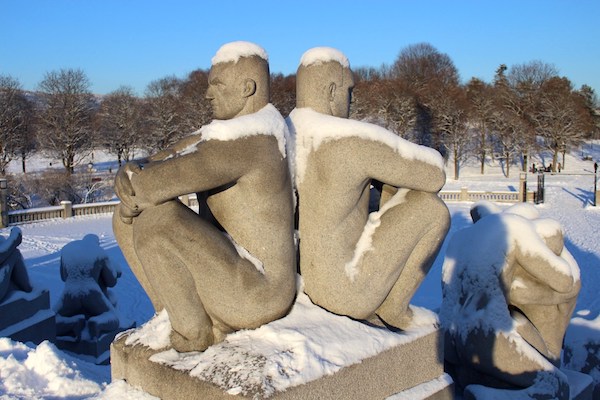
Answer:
xmin=441 ymin=201 xmax=581 ymax=399
xmin=287 ymin=47 xmax=450 ymax=329
xmin=113 ymin=41 xmax=296 ymax=352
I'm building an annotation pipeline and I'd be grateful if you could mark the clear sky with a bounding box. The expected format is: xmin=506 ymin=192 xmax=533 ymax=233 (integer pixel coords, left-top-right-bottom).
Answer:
xmin=2 ymin=0 xmax=599 ymax=97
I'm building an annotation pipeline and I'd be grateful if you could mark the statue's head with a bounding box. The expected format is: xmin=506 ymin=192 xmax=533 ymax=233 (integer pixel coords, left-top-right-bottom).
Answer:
xmin=296 ymin=47 xmax=354 ymax=118
xmin=206 ymin=41 xmax=270 ymax=120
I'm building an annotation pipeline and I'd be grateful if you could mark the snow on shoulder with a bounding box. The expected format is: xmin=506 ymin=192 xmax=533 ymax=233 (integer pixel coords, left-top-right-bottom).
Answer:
xmin=288 ymin=107 xmax=444 ymax=184
xmin=179 ymin=104 xmax=289 ymax=158
xmin=299 ymin=47 xmax=350 ymax=68
xmin=211 ymin=41 xmax=268 ymax=65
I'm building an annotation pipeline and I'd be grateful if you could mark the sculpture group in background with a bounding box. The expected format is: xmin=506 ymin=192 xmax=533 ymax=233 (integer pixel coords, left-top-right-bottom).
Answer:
xmin=441 ymin=201 xmax=581 ymax=399
xmin=55 ymin=234 xmax=133 ymax=364
xmin=288 ymin=47 xmax=450 ymax=329
xmin=112 ymin=42 xmax=583 ymax=399
xmin=113 ymin=41 xmax=297 ymax=352
xmin=0 ymin=227 xmax=55 ymax=344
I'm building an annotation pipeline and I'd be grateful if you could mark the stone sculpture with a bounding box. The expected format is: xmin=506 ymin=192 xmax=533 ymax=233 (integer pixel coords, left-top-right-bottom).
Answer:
xmin=55 ymin=234 xmax=131 ymax=363
xmin=0 ymin=227 xmax=55 ymax=344
xmin=55 ymin=234 xmax=121 ymax=340
xmin=287 ymin=47 xmax=450 ymax=329
xmin=113 ymin=41 xmax=296 ymax=352
xmin=0 ymin=227 xmax=32 ymax=300
xmin=441 ymin=201 xmax=581 ymax=399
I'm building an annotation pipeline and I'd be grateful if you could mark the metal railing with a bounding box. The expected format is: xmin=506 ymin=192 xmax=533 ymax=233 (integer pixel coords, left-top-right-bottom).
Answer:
xmin=5 ymin=188 xmax=524 ymax=226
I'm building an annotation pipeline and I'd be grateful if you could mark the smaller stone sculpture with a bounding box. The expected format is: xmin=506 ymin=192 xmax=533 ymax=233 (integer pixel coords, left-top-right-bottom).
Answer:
xmin=113 ymin=41 xmax=296 ymax=352
xmin=55 ymin=234 xmax=120 ymax=339
xmin=0 ymin=227 xmax=55 ymax=344
xmin=288 ymin=47 xmax=449 ymax=329
xmin=441 ymin=201 xmax=581 ymax=399
xmin=0 ymin=227 xmax=32 ymax=300
xmin=55 ymin=234 xmax=130 ymax=363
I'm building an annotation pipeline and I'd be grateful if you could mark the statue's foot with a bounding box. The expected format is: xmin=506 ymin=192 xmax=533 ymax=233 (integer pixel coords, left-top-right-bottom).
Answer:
xmin=170 ymin=329 xmax=214 ymax=353
xmin=376 ymin=306 xmax=414 ymax=331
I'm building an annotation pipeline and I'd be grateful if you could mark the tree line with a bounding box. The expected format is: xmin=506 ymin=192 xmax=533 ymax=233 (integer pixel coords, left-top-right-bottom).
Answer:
xmin=1 ymin=42 xmax=599 ymax=186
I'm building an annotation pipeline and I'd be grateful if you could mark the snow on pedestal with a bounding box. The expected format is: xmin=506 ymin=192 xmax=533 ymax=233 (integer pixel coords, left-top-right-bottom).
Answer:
xmin=111 ymin=289 xmax=452 ymax=399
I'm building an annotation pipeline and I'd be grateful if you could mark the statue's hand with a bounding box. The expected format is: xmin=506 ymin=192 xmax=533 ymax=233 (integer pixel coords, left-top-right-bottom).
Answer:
xmin=115 ymin=162 xmax=143 ymax=224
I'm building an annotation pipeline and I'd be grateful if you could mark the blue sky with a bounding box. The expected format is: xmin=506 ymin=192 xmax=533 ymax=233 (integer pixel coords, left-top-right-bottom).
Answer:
xmin=2 ymin=1 xmax=599 ymax=97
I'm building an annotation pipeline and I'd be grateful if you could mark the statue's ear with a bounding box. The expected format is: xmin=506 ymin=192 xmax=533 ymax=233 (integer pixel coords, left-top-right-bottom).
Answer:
xmin=242 ymin=79 xmax=257 ymax=98
xmin=328 ymin=82 xmax=337 ymax=101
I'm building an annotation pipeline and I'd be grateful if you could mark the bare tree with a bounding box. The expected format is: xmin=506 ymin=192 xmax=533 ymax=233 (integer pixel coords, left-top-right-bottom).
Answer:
xmin=351 ymin=74 xmax=418 ymax=139
xmin=430 ymin=83 xmax=470 ymax=179
xmin=0 ymin=76 xmax=35 ymax=175
xmin=489 ymin=65 xmax=530 ymax=178
xmin=96 ymin=86 xmax=144 ymax=167
xmin=179 ymin=69 xmax=212 ymax=132
xmin=391 ymin=43 xmax=460 ymax=152
xmin=271 ymin=73 xmax=296 ymax=117
xmin=531 ymin=77 xmax=591 ymax=171
xmin=37 ymin=68 xmax=96 ymax=174
xmin=143 ymin=76 xmax=186 ymax=152
xmin=466 ymin=78 xmax=495 ymax=174
xmin=507 ymin=61 xmax=558 ymax=170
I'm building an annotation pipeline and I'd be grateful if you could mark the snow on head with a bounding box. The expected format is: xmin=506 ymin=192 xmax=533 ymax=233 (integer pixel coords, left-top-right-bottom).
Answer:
xmin=211 ymin=41 xmax=268 ymax=65
xmin=300 ymin=47 xmax=350 ymax=68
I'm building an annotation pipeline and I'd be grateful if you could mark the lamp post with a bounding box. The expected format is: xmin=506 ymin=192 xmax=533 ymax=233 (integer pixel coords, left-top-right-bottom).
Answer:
xmin=594 ymin=162 xmax=598 ymax=207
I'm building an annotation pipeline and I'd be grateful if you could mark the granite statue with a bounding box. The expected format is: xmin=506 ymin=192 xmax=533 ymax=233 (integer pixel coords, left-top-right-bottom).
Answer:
xmin=441 ymin=201 xmax=581 ymax=399
xmin=287 ymin=47 xmax=450 ymax=329
xmin=113 ymin=41 xmax=296 ymax=352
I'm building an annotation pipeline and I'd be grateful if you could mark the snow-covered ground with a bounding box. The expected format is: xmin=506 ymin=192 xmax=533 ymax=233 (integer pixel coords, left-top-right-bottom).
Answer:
xmin=1 ymin=145 xmax=599 ymax=399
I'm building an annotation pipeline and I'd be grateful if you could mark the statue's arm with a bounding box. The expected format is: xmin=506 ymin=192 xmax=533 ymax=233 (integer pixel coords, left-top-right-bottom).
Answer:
xmin=363 ymin=139 xmax=446 ymax=193
xmin=147 ymin=134 xmax=203 ymax=163
xmin=131 ymin=140 xmax=247 ymax=207
xmin=513 ymin=243 xmax=575 ymax=295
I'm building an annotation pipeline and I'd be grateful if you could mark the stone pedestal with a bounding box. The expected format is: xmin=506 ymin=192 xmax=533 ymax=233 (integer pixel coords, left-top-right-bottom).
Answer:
xmin=111 ymin=297 xmax=451 ymax=400
xmin=56 ymin=320 xmax=135 ymax=365
xmin=0 ymin=288 xmax=56 ymax=344
xmin=564 ymin=369 xmax=594 ymax=400
xmin=112 ymin=328 xmax=451 ymax=399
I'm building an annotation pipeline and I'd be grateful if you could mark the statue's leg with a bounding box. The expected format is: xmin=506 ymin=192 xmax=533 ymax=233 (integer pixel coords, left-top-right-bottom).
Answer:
xmin=132 ymin=201 xmax=218 ymax=352
xmin=113 ymin=206 xmax=163 ymax=312
xmin=10 ymin=252 xmax=33 ymax=292
xmin=341 ymin=190 xmax=448 ymax=326
xmin=455 ymin=329 xmax=569 ymax=399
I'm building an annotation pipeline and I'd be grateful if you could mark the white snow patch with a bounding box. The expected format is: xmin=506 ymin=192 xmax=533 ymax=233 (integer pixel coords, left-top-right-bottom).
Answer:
xmin=0 ymin=338 xmax=101 ymax=398
xmin=225 ymin=233 xmax=265 ymax=274
xmin=345 ymin=188 xmax=410 ymax=281
xmin=287 ymin=107 xmax=444 ymax=184
xmin=387 ymin=373 xmax=453 ymax=399
xmin=179 ymin=104 xmax=288 ymax=159
xmin=299 ymin=46 xmax=350 ymax=68
xmin=148 ymin=291 xmax=438 ymax=397
xmin=211 ymin=41 xmax=268 ymax=65
xmin=123 ymin=309 xmax=171 ymax=351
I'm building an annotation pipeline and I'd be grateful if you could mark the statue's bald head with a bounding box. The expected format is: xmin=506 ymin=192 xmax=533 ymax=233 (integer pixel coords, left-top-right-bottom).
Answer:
xmin=206 ymin=41 xmax=270 ymax=119
xmin=296 ymin=47 xmax=354 ymax=118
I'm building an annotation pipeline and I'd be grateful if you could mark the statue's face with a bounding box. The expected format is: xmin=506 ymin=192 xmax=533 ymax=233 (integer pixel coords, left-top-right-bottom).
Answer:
xmin=206 ymin=62 xmax=247 ymax=120
xmin=329 ymin=67 xmax=354 ymax=118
